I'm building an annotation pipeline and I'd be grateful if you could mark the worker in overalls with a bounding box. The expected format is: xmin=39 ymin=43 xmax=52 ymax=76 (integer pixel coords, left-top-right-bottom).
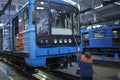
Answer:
xmin=77 ymin=48 xmax=95 ymax=80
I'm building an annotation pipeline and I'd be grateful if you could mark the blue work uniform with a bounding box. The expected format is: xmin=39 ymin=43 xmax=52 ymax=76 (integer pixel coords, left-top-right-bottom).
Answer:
xmin=78 ymin=56 xmax=93 ymax=80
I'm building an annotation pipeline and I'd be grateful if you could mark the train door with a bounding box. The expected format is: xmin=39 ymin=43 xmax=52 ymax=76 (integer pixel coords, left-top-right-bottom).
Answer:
xmin=0 ymin=28 xmax=3 ymax=50
xmin=12 ymin=16 xmax=19 ymax=51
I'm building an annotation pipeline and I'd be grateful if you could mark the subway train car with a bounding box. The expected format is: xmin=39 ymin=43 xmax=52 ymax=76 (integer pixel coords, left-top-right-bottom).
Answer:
xmin=81 ymin=24 xmax=120 ymax=55
xmin=0 ymin=0 xmax=80 ymax=68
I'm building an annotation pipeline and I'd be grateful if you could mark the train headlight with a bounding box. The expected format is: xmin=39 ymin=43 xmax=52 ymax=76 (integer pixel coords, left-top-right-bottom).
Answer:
xmin=45 ymin=40 xmax=48 ymax=43
xmin=59 ymin=39 xmax=63 ymax=44
xmin=54 ymin=39 xmax=57 ymax=44
xmin=68 ymin=39 xmax=72 ymax=43
xmin=64 ymin=39 xmax=67 ymax=43
xmin=40 ymin=40 xmax=44 ymax=44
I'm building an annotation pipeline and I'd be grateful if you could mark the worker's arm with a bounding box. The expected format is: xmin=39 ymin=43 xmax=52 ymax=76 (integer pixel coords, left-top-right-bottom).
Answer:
xmin=76 ymin=48 xmax=81 ymax=59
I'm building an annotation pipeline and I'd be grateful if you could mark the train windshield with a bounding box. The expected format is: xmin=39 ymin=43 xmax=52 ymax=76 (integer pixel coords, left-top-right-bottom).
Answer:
xmin=51 ymin=9 xmax=79 ymax=35
xmin=35 ymin=1 xmax=79 ymax=35
xmin=36 ymin=9 xmax=49 ymax=34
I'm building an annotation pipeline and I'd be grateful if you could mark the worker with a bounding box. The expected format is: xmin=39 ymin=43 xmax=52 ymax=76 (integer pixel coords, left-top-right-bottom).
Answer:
xmin=76 ymin=48 xmax=95 ymax=80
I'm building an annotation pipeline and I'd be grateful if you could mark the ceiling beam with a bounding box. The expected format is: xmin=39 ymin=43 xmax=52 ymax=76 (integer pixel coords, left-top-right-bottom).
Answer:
xmin=79 ymin=8 xmax=92 ymax=13
xmin=102 ymin=0 xmax=120 ymax=6
xmin=0 ymin=0 xmax=12 ymax=16
xmin=79 ymin=0 xmax=120 ymax=13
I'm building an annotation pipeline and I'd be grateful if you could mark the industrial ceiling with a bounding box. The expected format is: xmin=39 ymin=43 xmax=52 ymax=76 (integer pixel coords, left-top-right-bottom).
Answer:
xmin=0 ymin=0 xmax=120 ymax=26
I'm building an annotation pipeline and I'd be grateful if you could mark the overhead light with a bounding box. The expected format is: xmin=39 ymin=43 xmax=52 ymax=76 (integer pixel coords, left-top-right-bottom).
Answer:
xmin=41 ymin=1 xmax=44 ymax=5
xmin=114 ymin=2 xmax=120 ymax=6
xmin=0 ymin=23 xmax=3 ymax=26
xmin=94 ymin=4 xmax=103 ymax=9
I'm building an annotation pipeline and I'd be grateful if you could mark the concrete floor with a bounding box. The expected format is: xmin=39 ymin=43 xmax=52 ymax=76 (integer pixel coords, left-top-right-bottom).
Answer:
xmin=0 ymin=61 xmax=27 ymax=80
xmin=93 ymin=66 xmax=120 ymax=80
xmin=0 ymin=61 xmax=120 ymax=80
xmin=57 ymin=62 xmax=120 ymax=80
xmin=0 ymin=69 xmax=10 ymax=80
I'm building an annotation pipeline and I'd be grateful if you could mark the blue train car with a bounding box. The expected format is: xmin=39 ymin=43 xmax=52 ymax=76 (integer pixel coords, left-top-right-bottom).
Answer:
xmin=1 ymin=0 xmax=80 ymax=68
xmin=81 ymin=24 xmax=120 ymax=55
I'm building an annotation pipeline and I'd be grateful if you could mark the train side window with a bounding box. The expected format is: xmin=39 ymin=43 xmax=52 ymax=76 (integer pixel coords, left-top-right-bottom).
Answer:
xmin=94 ymin=30 xmax=106 ymax=39
xmin=4 ymin=23 xmax=12 ymax=37
xmin=112 ymin=29 xmax=120 ymax=38
xmin=82 ymin=33 xmax=89 ymax=40
xmin=82 ymin=33 xmax=89 ymax=46
xmin=112 ymin=29 xmax=120 ymax=46
xmin=4 ymin=24 xmax=10 ymax=37
xmin=24 ymin=8 xmax=29 ymax=30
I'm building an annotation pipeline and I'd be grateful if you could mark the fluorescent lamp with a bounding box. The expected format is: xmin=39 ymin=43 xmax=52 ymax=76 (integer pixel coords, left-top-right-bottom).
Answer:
xmin=114 ymin=2 xmax=120 ymax=6
xmin=94 ymin=4 xmax=103 ymax=9
xmin=41 ymin=1 xmax=44 ymax=5
xmin=0 ymin=23 xmax=3 ymax=26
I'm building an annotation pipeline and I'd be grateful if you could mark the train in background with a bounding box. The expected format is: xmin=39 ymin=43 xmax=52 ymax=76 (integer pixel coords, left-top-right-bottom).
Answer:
xmin=80 ymin=24 xmax=120 ymax=55
xmin=0 ymin=0 xmax=80 ymax=69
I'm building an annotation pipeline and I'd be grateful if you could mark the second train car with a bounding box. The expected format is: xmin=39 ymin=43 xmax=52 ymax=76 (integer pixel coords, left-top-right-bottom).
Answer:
xmin=81 ymin=24 xmax=120 ymax=55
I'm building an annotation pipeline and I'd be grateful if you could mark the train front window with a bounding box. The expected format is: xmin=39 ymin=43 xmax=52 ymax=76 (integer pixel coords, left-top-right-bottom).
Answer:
xmin=73 ymin=13 xmax=79 ymax=35
xmin=51 ymin=9 xmax=79 ymax=35
xmin=35 ymin=1 xmax=79 ymax=36
xmin=51 ymin=9 xmax=72 ymax=28
xmin=36 ymin=9 xmax=49 ymax=34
